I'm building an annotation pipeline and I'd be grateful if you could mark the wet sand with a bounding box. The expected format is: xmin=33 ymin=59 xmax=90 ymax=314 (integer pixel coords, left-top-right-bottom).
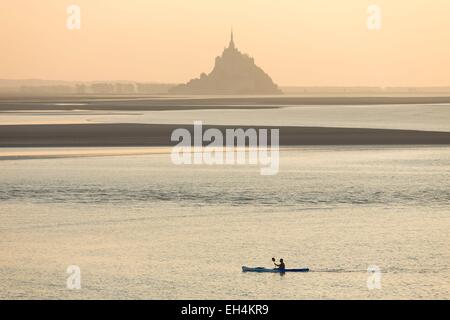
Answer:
xmin=1 ymin=95 xmax=450 ymax=111
xmin=1 ymin=123 xmax=450 ymax=147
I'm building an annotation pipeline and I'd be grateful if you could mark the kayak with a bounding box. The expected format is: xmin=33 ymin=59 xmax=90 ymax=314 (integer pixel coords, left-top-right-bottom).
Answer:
xmin=242 ymin=266 xmax=309 ymax=273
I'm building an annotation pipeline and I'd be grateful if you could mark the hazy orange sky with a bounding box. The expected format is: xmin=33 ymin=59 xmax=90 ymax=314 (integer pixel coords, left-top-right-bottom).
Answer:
xmin=1 ymin=0 xmax=450 ymax=86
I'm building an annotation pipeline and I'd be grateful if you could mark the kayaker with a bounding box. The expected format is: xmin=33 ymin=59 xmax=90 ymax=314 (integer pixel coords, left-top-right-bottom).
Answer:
xmin=272 ymin=258 xmax=285 ymax=270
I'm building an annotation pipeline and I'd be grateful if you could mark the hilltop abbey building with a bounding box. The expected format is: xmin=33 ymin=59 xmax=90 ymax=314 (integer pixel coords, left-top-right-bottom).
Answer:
xmin=170 ymin=31 xmax=282 ymax=95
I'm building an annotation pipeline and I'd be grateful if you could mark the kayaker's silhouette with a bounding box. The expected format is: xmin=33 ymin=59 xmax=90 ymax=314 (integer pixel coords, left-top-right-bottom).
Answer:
xmin=272 ymin=257 xmax=285 ymax=270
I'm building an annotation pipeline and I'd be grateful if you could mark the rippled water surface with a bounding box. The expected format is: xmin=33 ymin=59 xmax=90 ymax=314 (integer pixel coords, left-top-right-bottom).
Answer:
xmin=1 ymin=147 xmax=449 ymax=299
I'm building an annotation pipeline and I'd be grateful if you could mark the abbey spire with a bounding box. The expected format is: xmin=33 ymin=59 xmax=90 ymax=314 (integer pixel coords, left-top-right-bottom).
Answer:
xmin=229 ymin=29 xmax=235 ymax=49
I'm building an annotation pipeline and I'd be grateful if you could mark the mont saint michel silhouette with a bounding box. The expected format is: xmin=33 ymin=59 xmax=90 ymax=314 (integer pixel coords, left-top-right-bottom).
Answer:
xmin=170 ymin=31 xmax=282 ymax=95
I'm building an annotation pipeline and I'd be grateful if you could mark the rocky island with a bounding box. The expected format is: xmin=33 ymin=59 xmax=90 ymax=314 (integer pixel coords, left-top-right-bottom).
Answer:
xmin=170 ymin=31 xmax=282 ymax=95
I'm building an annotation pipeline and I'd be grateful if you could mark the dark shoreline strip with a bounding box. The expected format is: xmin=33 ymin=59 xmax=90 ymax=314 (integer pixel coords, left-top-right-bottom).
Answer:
xmin=1 ymin=124 xmax=450 ymax=147
xmin=1 ymin=96 xmax=450 ymax=111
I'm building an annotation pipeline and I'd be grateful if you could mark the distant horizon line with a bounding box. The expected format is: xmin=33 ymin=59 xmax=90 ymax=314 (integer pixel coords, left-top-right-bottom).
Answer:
xmin=1 ymin=78 xmax=450 ymax=89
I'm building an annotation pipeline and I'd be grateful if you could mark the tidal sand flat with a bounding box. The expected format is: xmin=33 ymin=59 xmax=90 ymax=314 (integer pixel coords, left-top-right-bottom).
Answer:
xmin=2 ymin=95 xmax=450 ymax=111
xmin=1 ymin=124 xmax=450 ymax=148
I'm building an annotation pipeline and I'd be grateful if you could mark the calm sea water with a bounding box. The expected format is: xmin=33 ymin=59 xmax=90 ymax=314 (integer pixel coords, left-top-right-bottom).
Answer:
xmin=2 ymin=104 xmax=450 ymax=132
xmin=0 ymin=147 xmax=449 ymax=299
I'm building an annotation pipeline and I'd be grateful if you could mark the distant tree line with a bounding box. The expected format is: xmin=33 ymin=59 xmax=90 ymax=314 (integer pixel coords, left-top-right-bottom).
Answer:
xmin=14 ymin=82 xmax=176 ymax=95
